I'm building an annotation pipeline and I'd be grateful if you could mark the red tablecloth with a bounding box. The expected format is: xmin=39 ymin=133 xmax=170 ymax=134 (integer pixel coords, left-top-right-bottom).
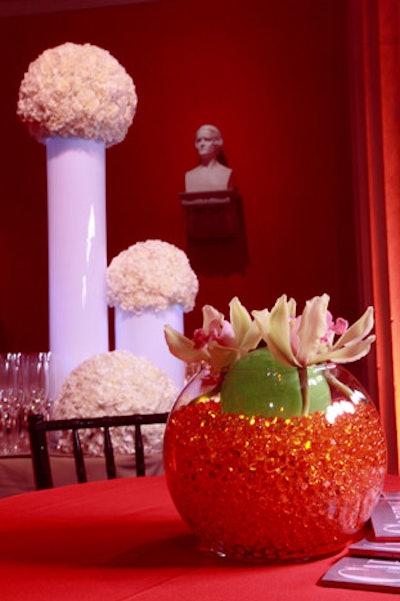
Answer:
xmin=0 ymin=475 xmax=398 ymax=601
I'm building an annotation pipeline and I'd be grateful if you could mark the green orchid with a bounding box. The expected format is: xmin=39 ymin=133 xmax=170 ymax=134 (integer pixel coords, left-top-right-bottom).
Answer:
xmin=165 ymin=293 xmax=376 ymax=417
xmin=252 ymin=293 xmax=375 ymax=368
xmin=252 ymin=294 xmax=376 ymax=415
xmin=164 ymin=297 xmax=261 ymax=372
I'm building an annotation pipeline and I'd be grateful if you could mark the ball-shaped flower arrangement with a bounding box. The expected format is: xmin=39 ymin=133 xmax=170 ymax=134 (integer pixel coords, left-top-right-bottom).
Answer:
xmin=107 ymin=239 xmax=199 ymax=314
xmin=53 ymin=350 xmax=178 ymax=457
xmin=17 ymin=42 xmax=137 ymax=147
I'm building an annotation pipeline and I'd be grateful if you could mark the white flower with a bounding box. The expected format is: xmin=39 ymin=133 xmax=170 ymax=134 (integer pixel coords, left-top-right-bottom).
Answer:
xmin=107 ymin=239 xmax=199 ymax=314
xmin=53 ymin=350 xmax=178 ymax=456
xmin=17 ymin=42 xmax=137 ymax=147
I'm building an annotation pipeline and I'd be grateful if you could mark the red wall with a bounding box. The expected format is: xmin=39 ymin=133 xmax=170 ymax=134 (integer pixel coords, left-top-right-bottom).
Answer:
xmin=0 ymin=0 xmax=357 ymax=356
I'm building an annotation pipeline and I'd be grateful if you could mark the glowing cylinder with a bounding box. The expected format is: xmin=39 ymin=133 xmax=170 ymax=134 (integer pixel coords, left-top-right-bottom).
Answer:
xmin=114 ymin=305 xmax=185 ymax=389
xmin=46 ymin=137 xmax=109 ymax=399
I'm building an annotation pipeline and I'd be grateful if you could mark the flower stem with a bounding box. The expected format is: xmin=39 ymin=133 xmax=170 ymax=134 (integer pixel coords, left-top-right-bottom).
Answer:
xmin=324 ymin=370 xmax=353 ymax=400
xmin=298 ymin=366 xmax=310 ymax=416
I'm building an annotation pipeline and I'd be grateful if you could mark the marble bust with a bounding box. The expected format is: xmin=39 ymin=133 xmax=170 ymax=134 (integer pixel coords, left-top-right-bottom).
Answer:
xmin=185 ymin=124 xmax=234 ymax=193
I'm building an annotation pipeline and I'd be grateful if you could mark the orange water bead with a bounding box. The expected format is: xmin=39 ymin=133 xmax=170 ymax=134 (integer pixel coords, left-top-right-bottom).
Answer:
xmin=164 ymin=399 xmax=386 ymax=562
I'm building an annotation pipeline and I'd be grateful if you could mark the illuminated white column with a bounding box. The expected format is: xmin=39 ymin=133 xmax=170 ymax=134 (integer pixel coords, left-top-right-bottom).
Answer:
xmin=46 ymin=137 xmax=109 ymax=399
xmin=114 ymin=305 xmax=185 ymax=389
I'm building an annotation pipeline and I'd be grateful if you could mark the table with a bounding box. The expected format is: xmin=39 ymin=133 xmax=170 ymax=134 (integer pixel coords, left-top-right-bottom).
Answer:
xmin=0 ymin=475 xmax=398 ymax=601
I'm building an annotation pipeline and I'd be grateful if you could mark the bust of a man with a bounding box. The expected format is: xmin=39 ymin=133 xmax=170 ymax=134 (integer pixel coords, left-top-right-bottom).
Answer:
xmin=185 ymin=124 xmax=234 ymax=193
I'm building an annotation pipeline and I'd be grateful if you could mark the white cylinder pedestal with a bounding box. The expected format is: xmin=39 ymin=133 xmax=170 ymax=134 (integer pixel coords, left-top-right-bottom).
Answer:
xmin=46 ymin=137 xmax=109 ymax=399
xmin=114 ymin=305 xmax=185 ymax=389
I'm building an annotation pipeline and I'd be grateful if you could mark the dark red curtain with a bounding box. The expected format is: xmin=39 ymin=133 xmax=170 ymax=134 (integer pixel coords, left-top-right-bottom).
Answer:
xmin=348 ymin=0 xmax=400 ymax=473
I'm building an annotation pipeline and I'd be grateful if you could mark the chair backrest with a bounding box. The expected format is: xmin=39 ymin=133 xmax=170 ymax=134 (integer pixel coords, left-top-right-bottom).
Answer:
xmin=28 ymin=412 xmax=169 ymax=490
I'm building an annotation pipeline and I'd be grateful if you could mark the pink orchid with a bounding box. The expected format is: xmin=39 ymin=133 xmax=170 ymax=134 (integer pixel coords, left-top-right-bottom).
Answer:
xmin=253 ymin=294 xmax=375 ymax=368
xmin=164 ymin=297 xmax=261 ymax=371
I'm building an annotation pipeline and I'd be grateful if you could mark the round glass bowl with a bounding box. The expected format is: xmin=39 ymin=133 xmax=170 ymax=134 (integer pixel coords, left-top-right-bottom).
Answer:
xmin=164 ymin=359 xmax=387 ymax=563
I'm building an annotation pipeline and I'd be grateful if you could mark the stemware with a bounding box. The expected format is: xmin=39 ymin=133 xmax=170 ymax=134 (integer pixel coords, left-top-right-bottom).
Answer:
xmin=21 ymin=352 xmax=52 ymax=415
xmin=0 ymin=353 xmax=24 ymax=454
xmin=0 ymin=352 xmax=52 ymax=455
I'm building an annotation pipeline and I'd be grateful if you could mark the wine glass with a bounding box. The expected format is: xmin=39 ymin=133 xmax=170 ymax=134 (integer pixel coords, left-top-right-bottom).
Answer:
xmin=22 ymin=352 xmax=52 ymax=413
xmin=0 ymin=353 xmax=25 ymax=454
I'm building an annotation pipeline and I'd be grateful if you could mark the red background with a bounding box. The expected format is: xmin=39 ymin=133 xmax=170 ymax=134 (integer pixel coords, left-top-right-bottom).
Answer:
xmin=0 ymin=0 xmax=357 ymax=359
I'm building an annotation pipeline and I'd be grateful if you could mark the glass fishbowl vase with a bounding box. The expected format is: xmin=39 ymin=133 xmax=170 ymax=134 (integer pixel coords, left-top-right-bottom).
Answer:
xmin=163 ymin=351 xmax=387 ymax=563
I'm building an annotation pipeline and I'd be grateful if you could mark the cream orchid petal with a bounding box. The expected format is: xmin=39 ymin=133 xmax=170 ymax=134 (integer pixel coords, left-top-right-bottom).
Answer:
xmin=202 ymin=306 xmax=225 ymax=329
xmin=266 ymin=339 xmax=300 ymax=367
xmin=252 ymin=309 xmax=270 ymax=340
xmin=296 ymin=295 xmax=330 ymax=365
xmin=164 ymin=325 xmax=209 ymax=363
xmin=202 ymin=304 xmax=225 ymax=334
xmin=287 ymin=297 xmax=297 ymax=318
xmin=229 ymin=297 xmax=252 ymax=346
xmin=208 ymin=343 xmax=239 ymax=371
xmin=312 ymin=335 xmax=376 ymax=364
xmin=332 ymin=306 xmax=374 ymax=349
xmin=265 ymin=295 xmax=298 ymax=366
xmin=239 ymin=321 xmax=263 ymax=354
